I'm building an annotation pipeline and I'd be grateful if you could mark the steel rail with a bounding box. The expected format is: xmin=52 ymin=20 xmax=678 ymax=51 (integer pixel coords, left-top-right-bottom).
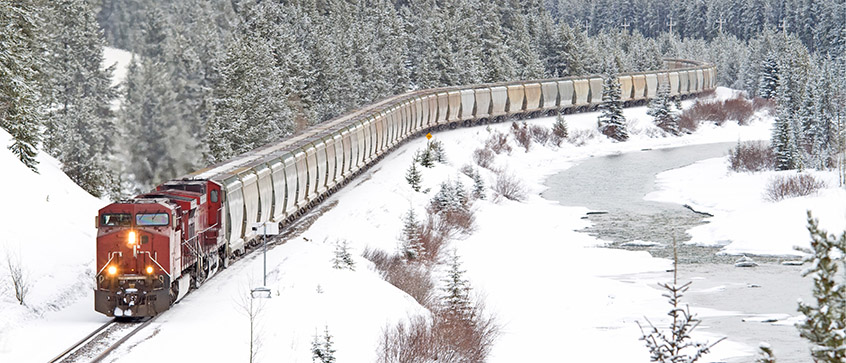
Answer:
xmin=89 ymin=318 xmax=155 ymax=363
xmin=48 ymin=319 xmax=117 ymax=363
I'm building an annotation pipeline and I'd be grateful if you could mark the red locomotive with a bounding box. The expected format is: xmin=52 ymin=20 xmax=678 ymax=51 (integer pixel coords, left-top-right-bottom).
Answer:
xmin=94 ymin=180 xmax=223 ymax=317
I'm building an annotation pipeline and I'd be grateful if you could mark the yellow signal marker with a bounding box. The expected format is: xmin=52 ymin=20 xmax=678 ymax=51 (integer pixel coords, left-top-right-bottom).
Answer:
xmin=426 ymin=133 xmax=432 ymax=140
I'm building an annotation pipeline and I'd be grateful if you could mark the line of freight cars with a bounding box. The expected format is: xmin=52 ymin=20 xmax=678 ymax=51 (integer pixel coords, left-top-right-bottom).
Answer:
xmin=94 ymin=58 xmax=716 ymax=317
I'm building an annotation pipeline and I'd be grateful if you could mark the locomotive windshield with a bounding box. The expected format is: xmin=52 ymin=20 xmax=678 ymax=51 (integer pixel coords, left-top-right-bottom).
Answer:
xmin=101 ymin=213 xmax=131 ymax=227
xmin=136 ymin=213 xmax=169 ymax=226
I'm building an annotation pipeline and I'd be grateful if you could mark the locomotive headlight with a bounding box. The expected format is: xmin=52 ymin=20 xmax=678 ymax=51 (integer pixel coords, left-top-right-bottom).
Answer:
xmin=146 ymin=266 xmax=153 ymax=274
xmin=127 ymin=231 xmax=136 ymax=246
xmin=108 ymin=265 xmax=117 ymax=275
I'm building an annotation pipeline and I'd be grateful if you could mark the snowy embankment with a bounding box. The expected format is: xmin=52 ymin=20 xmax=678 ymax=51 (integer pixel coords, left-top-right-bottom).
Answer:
xmin=2 ymin=85 xmax=830 ymax=362
xmin=646 ymin=157 xmax=845 ymax=256
xmin=0 ymin=127 xmax=109 ymax=357
xmin=0 ymin=46 xmax=128 ymax=361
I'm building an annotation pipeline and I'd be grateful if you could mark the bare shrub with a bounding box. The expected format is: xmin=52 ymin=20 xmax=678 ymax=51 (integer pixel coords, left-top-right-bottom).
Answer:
xmin=377 ymin=315 xmax=436 ymax=363
xmin=459 ymin=164 xmax=475 ymax=178
xmin=234 ymin=282 xmax=266 ymax=363
xmin=493 ymin=169 xmax=527 ymax=202
xmin=363 ymin=247 xmax=434 ymax=306
xmin=429 ymin=207 xmax=476 ymax=239
xmin=751 ymin=97 xmax=775 ymax=113
xmin=722 ymin=98 xmax=755 ymax=125
xmin=728 ymin=141 xmax=775 ymax=172
xmin=679 ymin=94 xmax=769 ymax=131
xmin=529 ymin=125 xmax=551 ymax=145
xmin=472 ymin=148 xmax=495 ymax=169
xmin=484 ymin=130 xmax=511 ymax=154
xmin=510 ymin=122 xmax=531 ymax=151
xmin=377 ymin=303 xmax=499 ymax=363
xmin=6 ymin=251 xmax=29 ymax=305
xmin=765 ymin=173 xmax=826 ymax=202
xmin=567 ymin=129 xmax=596 ymax=147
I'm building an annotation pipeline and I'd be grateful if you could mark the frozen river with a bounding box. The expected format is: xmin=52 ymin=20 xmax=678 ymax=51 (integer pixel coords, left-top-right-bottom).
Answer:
xmin=542 ymin=142 xmax=814 ymax=363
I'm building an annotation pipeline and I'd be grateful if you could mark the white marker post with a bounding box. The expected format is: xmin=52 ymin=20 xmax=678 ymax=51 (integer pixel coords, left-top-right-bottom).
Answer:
xmin=251 ymin=221 xmax=279 ymax=299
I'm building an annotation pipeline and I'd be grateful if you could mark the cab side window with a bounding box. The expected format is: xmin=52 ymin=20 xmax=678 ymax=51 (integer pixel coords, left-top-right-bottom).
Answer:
xmin=210 ymin=190 xmax=219 ymax=203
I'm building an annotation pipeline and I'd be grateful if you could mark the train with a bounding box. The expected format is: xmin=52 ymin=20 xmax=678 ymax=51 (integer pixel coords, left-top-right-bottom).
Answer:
xmin=94 ymin=59 xmax=716 ymax=317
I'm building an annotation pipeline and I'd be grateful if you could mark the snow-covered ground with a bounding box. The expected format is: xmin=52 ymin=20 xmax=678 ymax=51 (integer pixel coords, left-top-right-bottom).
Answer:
xmin=646 ymin=158 xmax=846 ymax=256
xmin=1 ymin=86 xmax=842 ymax=362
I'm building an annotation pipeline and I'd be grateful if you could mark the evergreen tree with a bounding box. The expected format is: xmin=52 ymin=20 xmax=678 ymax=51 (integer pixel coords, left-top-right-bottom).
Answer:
xmin=756 ymin=343 xmax=777 ymax=363
xmin=0 ymin=2 xmax=43 ymax=172
xmin=442 ymin=251 xmax=472 ymax=320
xmin=208 ymin=21 xmax=293 ymax=163
xmin=597 ymin=74 xmax=628 ymax=141
xmin=471 ymin=169 xmax=486 ymax=200
xmin=429 ymin=139 xmax=447 ymax=163
xmin=42 ymin=0 xmax=118 ymax=196
xmin=772 ymin=83 xmax=799 ymax=171
xmin=796 ymin=212 xmax=846 ymax=362
xmin=759 ymin=55 xmax=780 ymax=99
xmin=552 ymin=113 xmax=569 ymax=146
xmin=405 ymin=162 xmax=422 ymax=192
xmin=332 ymin=240 xmax=355 ymax=271
xmin=648 ymin=83 xmax=680 ymax=135
xmin=416 ymin=146 xmax=435 ymax=168
xmin=311 ymin=326 xmax=337 ymax=363
xmin=400 ymin=208 xmax=424 ymax=260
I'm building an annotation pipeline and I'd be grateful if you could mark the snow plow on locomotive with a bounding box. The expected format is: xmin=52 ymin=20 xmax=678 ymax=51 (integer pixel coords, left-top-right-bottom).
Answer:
xmin=94 ymin=180 xmax=224 ymax=317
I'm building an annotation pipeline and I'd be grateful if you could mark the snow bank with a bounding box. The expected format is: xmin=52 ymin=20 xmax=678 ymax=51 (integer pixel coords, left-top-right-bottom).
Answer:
xmin=0 ymin=128 xmax=108 ymax=360
xmin=646 ymin=157 xmax=846 ymax=256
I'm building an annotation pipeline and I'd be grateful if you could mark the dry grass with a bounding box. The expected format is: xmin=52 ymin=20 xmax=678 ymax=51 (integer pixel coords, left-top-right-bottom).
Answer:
xmin=728 ymin=141 xmax=775 ymax=172
xmin=765 ymin=173 xmax=826 ymax=202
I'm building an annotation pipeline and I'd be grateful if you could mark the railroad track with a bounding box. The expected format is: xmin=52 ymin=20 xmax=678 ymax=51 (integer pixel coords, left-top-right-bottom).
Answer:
xmin=48 ymin=317 xmax=154 ymax=363
xmin=48 ymin=200 xmax=337 ymax=363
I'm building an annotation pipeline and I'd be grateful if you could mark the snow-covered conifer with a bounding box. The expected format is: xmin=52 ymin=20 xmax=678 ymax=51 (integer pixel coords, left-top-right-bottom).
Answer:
xmin=332 ymin=240 xmax=355 ymax=271
xmin=429 ymin=139 xmax=447 ymax=163
xmin=472 ymin=169 xmax=486 ymax=200
xmin=0 ymin=2 xmax=43 ymax=172
xmin=637 ymin=279 xmax=723 ymax=362
xmin=756 ymin=343 xmax=776 ymax=363
xmin=416 ymin=147 xmax=435 ymax=168
xmin=400 ymin=208 xmax=424 ymax=260
xmin=454 ymin=178 xmax=468 ymax=207
xmin=311 ymin=326 xmax=336 ymax=363
xmin=552 ymin=113 xmax=569 ymax=146
xmin=42 ymin=0 xmax=118 ymax=196
xmin=442 ymin=251 xmax=472 ymax=320
xmin=405 ymin=162 xmax=422 ymax=192
xmin=648 ymin=84 xmax=680 ymax=135
xmin=597 ymin=74 xmax=628 ymax=141
xmin=795 ymin=212 xmax=846 ymax=362
xmin=759 ymin=56 xmax=780 ymax=99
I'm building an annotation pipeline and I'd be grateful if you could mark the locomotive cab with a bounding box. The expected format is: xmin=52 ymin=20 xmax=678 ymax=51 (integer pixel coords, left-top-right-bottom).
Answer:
xmin=94 ymin=199 xmax=180 ymax=317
